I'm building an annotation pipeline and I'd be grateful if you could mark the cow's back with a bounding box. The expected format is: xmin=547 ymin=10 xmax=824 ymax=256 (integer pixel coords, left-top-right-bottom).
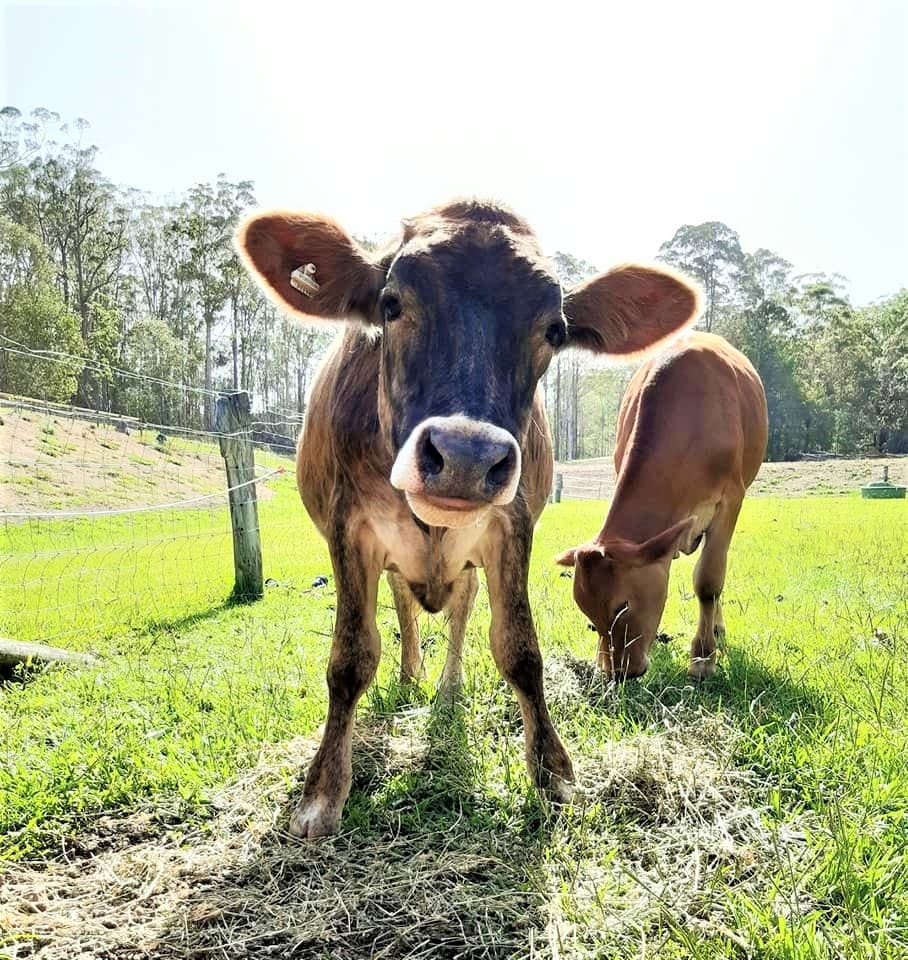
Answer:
xmin=614 ymin=332 xmax=767 ymax=510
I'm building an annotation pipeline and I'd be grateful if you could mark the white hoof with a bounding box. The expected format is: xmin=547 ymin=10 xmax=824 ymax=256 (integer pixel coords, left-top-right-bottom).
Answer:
xmin=288 ymin=795 xmax=342 ymax=840
xmin=688 ymin=657 xmax=717 ymax=681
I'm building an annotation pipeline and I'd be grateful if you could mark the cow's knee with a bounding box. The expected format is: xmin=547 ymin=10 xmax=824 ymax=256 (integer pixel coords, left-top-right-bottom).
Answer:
xmin=327 ymin=639 xmax=379 ymax=706
xmin=495 ymin=641 xmax=543 ymax=695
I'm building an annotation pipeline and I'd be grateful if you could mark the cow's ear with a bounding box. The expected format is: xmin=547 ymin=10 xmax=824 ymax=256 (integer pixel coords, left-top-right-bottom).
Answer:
xmin=555 ymin=542 xmax=606 ymax=567
xmin=562 ymin=264 xmax=701 ymax=357
xmin=235 ymin=211 xmax=384 ymax=324
xmin=605 ymin=517 xmax=696 ymax=567
xmin=554 ymin=547 xmax=578 ymax=566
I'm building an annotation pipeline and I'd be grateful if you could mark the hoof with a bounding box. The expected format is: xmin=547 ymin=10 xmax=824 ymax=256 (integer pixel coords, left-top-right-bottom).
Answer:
xmin=688 ymin=657 xmax=717 ymax=681
xmin=436 ymin=671 xmax=464 ymax=704
xmin=288 ymin=795 xmax=342 ymax=840
xmin=544 ymin=772 xmax=576 ymax=805
xmin=399 ymin=664 xmax=424 ymax=686
xmin=535 ymin=741 xmax=576 ymax=805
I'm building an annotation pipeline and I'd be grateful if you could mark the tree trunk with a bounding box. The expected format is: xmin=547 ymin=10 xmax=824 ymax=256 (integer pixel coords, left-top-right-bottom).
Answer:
xmin=553 ymin=358 xmax=562 ymax=460
xmin=205 ymin=313 xmax=214 ymax=428
xmin=231 ymin=295 xmax=239 ymax=390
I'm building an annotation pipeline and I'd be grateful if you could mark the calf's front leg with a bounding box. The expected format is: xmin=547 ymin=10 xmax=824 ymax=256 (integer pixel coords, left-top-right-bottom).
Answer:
xmin=484 ymin=515 xmax=574 ymax=801
xmin=291 ymin=527 xmax=381 ymax=839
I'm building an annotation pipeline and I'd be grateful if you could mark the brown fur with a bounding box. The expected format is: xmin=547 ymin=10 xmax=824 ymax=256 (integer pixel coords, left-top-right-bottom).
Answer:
xmin=557 ymin=332 xmax=768 ymax=679
xmin=236 ymin=199 xmax=701 ymax=838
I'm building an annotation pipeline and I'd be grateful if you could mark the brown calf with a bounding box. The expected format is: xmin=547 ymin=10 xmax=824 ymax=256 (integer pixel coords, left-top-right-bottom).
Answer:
xmin=557 ymin=331 xmax=768 ymax=680
xmin=236 ymin=200 xmax=700 ymax=837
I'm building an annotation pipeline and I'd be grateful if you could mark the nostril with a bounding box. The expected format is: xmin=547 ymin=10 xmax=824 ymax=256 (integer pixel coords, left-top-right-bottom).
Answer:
xmin=420 ymin=432 xmax=444 ymax=477
xmin=486 ymin=449 xmax=514 ymax=491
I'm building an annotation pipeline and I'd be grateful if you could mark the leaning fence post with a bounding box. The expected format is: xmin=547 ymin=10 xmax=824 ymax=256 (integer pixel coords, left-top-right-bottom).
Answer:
xmin=216 ymin=391 xmax=263 ymax=601
xmin=554 ymin=473 xmax=564 ymax=504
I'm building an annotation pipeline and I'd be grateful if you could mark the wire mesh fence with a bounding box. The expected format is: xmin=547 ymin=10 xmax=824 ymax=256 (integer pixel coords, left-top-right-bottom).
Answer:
xmin=0 ymin=343 xmax=311 ymax=653
xmin=4 ymin=334 xmax=903 ymax=658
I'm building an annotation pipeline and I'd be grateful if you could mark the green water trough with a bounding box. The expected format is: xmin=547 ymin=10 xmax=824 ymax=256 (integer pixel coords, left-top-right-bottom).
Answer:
xmin=861 ymin=465 xmax=906 ymax=500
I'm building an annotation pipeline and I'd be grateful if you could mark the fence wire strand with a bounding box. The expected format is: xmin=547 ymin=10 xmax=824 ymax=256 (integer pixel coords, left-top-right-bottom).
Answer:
xmin=1 ymin=347 xmax=310 ymax=650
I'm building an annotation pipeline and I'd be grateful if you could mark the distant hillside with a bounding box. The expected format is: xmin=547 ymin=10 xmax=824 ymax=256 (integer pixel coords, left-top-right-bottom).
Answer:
xmin=556 ymin=454 xmax=907 ymax=500
xmin=0 ymin=404 xmax=293 ymax=516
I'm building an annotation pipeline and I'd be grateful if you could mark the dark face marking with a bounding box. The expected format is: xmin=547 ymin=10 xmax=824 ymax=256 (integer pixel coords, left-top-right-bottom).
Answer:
xmin=378 ymin=223 xmax=564 ymax=454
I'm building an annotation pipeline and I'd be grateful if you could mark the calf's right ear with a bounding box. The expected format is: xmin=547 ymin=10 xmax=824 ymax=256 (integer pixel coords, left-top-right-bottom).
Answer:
xmin=235 ymin=211 xmax=384 ymax=324
xmin=563 ymin=264 xmax=701 ymax=358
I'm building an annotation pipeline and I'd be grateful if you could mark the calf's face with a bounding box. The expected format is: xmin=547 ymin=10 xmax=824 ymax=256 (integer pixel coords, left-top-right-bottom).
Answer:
xmin=556 ymin=518 xmax=694 ymax=678
xmin=381 ymin=219 xmax=564 ymax=526
xmin=236 ymin=201 xmax=700 ymax=528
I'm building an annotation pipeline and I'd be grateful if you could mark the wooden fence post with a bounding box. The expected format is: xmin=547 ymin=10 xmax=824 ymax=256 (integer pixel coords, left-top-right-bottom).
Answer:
xmin=216 ymin=391 xmax=263 ymax=601
xmin=554 ymin=473 xmax=564 ymax=503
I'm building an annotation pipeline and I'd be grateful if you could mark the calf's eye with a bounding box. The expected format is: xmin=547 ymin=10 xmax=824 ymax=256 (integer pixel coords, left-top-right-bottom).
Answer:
xmin=381 ymin=294 xmax=403 ymax=322
xmin=545 ymin=320 xmax=567 ymax=347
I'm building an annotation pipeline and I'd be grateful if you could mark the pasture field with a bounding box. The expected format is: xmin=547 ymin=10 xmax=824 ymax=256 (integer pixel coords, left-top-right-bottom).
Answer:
xmin=1 ymin=481 xmax=907 ymax=959
xmin=556 ymin=454 xmax=907 ymax=501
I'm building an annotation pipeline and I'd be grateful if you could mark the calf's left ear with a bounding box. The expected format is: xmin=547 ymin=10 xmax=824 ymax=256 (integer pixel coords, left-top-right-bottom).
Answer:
xmin=605 ymin=517 xmax=696 ymax=566
xmin=563 ymin=264 xmax=701 ymax=357
xmin=555 ymin=547 xmax=577 ymax=566
xmin=235 ymin=211 xmax=384 ymax=324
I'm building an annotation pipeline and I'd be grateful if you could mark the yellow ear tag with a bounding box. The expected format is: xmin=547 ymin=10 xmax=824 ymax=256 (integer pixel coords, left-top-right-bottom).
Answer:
xmin=290 ymin=262 xmax=320 ymax=297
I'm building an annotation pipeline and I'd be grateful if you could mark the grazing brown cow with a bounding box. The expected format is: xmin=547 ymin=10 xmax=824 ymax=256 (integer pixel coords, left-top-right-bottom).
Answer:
xmin=556 ymin=331 xmax=768 ymax=680
xmin=236 ymin=200 xmax=700 ymax=837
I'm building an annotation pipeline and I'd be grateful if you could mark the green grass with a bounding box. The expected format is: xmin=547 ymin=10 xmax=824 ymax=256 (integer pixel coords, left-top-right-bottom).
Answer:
xmin=1 ymin=491 xmax=906 ymax=958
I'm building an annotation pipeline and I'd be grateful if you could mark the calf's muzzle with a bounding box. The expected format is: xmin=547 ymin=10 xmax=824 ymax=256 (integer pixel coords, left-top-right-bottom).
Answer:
xmin=390 ymin=415 xmax=522 ymax=526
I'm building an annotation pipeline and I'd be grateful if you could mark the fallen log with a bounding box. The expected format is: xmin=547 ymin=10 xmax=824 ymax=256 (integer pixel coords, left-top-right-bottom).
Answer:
xmin=0 ymin=638 xmax=98 ymax=669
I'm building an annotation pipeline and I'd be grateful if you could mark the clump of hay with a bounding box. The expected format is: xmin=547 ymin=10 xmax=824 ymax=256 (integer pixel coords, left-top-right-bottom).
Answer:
xmin=1 ymin=684 xmax=814 ymax=959
xmin=539 ymin=657 xmax=815 ymax=957
xmin=0 ymin=723 xmax=541 ymax=960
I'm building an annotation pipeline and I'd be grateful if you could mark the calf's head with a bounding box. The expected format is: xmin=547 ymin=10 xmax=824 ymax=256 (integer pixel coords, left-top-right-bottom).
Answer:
xmin=236 ymin=200 xmax=699 ymax=528
xmin=556 ymin=518 xmax=694 ymax=678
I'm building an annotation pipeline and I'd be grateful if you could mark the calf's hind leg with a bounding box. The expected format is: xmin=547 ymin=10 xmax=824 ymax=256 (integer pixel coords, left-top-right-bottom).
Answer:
xmin=690 ymin=495 xmax=742 ymax=680
xmin=438 ymin=567 xmax=479 ymax=701
xmin=388 ymin=571 xmax=422 ymax=684
xmin=291 ymin=530 xmax=381 ymax=839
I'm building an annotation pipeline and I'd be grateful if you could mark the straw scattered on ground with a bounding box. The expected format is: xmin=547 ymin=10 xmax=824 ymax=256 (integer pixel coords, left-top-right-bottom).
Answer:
xmin=1 ymin=661 xmax=815 ymax=960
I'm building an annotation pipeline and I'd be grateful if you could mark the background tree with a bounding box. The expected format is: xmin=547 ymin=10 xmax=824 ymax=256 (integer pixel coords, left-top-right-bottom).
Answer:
xmin=2 ymin=134 xmax=129 ymax=408
xmin=171 ymin=176 xmax=254 ymax=426
xmin=0 ymin=216 xmax=81 ymax=400
xmin=657 ymin=222 xmax=744 ymax=333
xmin=547 ymin=251 xmax=597 ymax=459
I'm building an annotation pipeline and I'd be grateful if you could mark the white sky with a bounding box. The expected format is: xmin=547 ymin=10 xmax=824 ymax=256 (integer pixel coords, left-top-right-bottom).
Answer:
xmin=1 ymin=0 xmax=906 ymax=304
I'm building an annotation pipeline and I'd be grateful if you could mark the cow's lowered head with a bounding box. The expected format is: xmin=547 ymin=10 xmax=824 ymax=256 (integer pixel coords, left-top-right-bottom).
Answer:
xmin=555 ymin=517 xmax=695 ymax=679
xmin=236 ymin=199 xmax=700 ymax=529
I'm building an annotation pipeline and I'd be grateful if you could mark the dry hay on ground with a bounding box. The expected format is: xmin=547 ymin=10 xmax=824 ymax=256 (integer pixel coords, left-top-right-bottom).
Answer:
xmin=1 ymin=662 xmax=814 ymax=959
xmin=541 ymin=657 xmax=816 ymax=956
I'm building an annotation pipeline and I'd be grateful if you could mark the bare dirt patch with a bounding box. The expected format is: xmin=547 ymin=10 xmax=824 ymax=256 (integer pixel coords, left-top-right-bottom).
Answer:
xmin=556 ymin=454 xmax=906 ymax=500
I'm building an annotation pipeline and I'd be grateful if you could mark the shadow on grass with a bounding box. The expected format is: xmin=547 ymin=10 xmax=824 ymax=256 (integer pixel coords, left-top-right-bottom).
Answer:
xmin=555 ymin=642 xmax=829 ymax=727
xmin=145 ymin=694 xmax=553 ymax=959
xmin=0 ymin=658 xmax=45 ymax=686
xmin=142 ymin=597 xmax=246 ymax=633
